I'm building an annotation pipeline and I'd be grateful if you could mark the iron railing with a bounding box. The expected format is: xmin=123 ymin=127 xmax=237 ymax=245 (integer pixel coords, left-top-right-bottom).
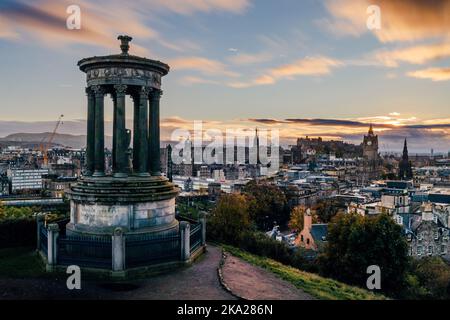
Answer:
xmin=125 ymin=233 xmax=181 ymax=268
xmin=190 ymin=222 xmax=202 ymax=254
xmin=57 ymin=235 xmax=112 ymax=269
xmin=39 ymin=223 xmax=48 ymax=256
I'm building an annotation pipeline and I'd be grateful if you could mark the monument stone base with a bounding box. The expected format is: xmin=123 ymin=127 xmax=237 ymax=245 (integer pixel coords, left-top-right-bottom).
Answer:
xmin=66 ymin=175 xmax=180 ymax=238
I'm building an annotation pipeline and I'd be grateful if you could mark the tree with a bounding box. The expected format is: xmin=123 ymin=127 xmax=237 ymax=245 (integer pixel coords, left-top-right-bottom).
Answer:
xmin=242 ymin=180 xmax=288 ymax=230
xmin=313 ymin=198 xmax=343 ymax=223
xmin=405 ymin=257 xmax=450 ymax=300
xmin=288 ymin=205 xmax=317 ymax=232
xmin=319 ymin=212 xmax=409 ymax=296
xmin=207 ymin=193 xmax=251 ymax=245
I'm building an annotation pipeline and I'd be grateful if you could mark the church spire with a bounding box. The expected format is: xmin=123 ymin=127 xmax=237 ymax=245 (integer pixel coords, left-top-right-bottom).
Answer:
xmin=399 ymin=138 xmax=413 ymax=180
xmin=368 ymin=123 xmax=374 ymax=135
xmin=402 ymin=138 xmax=408 ymax=160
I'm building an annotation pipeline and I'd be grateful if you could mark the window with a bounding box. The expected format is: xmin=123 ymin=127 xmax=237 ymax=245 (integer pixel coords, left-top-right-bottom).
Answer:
xmin=428 ymin=246 xmax=433 ymax=255
xmin=434 ymin=231 xmax=439 ymax=240
xmin=418 ymin=233 xmax=423 ymax=241
xmin=433 ymin=215 xmax=438 ymax=224
xmin=300 ymin=235 xmax=304 ymax=242
xmin=306 ymin=238 xmax=310 ymax=245
xmin=441 ymin=245 xmax=447 ymax=255
xmin=417 ymin=245 xmax=423 ymax=256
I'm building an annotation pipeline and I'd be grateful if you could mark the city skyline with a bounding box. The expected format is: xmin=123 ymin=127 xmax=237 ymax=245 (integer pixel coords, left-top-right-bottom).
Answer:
xmin=0 ymin=0 xmax=449 ymax=152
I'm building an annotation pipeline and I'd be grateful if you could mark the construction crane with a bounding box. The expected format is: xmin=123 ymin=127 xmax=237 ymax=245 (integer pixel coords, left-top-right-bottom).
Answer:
xmin=40 ymin=114 xmax=64 ymax=167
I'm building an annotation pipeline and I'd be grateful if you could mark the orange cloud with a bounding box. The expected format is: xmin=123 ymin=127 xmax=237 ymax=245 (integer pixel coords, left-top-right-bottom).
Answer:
xmin=323 ymin=0 xmax=450 ymax=43
xmin=179 ymin=76 xmax=220 ymax=86
xmin=270 ymin=56 xmax=342 ymax=78
xmin=0 ymin=0 xmax=210 ymax=55
xmin=407 ymin=67 xmax=450 ymax=81
xmin=169 ymin=56 xmax=239 ymax=77
xmin=0 ymin=0 xmax=159 ymax=55
xmin=145 ymin=0 xmax=251 ymax=15
xmin=228 ymin=56 xmax=342 ymax=88
xmin=375 ymin=43 xmax=450 ymax=67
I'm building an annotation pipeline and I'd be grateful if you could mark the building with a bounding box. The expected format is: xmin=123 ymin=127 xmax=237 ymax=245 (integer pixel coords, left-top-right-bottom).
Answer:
xmin=295 ymin=208 xmax=328 ymax=251
xmin=42 ymin=175 xmax=77 ymax=198
xmin=0 ymin=174 xmax=9 ymax=196
xmin=7 ymin=168 xmax=49 ymax=193
xmin=362 ymin=124 xmax=379 ymax=162
xmin=406 ymin=204 xmax=450 ymax=261
xmin=361 ymin=124 xmax=380 ymax=182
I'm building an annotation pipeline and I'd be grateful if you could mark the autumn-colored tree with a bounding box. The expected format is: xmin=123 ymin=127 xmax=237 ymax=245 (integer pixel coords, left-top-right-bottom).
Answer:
xmin=242 ymin=180 xmax=288 ymax=230
xmin=313 ymin=198 xmax=344 ymax=223
xmin=208 ymin=193 xmax=251 ymax=245
xmin=288 ymin=205 xmax=317 ymax=232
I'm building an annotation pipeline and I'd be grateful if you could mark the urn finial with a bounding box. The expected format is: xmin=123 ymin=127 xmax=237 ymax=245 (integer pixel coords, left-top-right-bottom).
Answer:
xmin=117 ymin=35 xmax=132 ymax=55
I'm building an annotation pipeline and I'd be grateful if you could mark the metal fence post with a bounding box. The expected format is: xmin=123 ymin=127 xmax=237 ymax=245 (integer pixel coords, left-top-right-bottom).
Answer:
xmin=200 ymin=213 xmax=206 ymax=246
xmin=47 ymin=223 xmax=60 ymax=266
xmin=180 ymin=221 xmax=191 ymax=262
xmin=112 ymin=227 xmax=125 ymax=272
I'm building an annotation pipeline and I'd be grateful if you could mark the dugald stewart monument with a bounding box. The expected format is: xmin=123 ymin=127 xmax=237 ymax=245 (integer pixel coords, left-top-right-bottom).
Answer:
xmin=38 ymin=35 xmax=205 ymax=276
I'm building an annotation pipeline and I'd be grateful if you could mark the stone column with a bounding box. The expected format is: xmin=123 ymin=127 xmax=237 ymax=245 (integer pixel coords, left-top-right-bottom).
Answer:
xmin=135 ymin=86 xmax=150 ymax=176
xmin=149 ymin=89 xmax=162 ymax=176
xmin=36 ymin=213 xmax=45 ymax=251
xmin=113 ymin=84 xmax=128 ymax=177
xmin=47 ymin=223 xmax=60 ymax=267
xmin=85 ymin=87 xmax=95 ymax=175
xmin=112 ymin=227 xmax=125 ymax=272
xmin=92 ymin=85 xmax=105 ymax=177
xmin=132 ymin=94 xmax=139 ymax=172
xmin=180 ymin=221 xmax=191 ymax=262
xmin=112 ymin=93 xmax=117 ymax=169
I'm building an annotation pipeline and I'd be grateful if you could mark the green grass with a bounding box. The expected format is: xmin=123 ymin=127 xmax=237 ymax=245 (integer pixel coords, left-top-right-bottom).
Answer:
xmin=0 ymin=247 xmax=47 ymax=278
xmin=223 ymin=245 xmax=387 ymax=300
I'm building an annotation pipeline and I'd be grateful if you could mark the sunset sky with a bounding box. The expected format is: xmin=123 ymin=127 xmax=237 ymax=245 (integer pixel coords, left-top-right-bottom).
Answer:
xmin=0 ymin=0 xmax=449 ymax=152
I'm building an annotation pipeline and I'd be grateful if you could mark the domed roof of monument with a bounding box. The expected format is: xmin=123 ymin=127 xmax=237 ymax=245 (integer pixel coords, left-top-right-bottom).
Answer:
xmin=77 ymin=35 xmax=169 ymax=75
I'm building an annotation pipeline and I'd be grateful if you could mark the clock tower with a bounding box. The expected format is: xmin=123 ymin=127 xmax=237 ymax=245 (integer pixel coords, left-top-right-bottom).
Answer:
xmin=363 ymin=124 xmax=378 ymax=162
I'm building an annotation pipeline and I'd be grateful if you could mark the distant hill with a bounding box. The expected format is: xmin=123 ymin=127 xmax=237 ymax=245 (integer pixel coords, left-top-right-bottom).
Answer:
xmin=0 ymin=133 xmax=112 ymax=149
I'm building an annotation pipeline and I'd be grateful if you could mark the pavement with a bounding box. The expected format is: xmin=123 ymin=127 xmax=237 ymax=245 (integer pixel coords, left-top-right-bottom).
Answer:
xmin=0 ymin=245 xmax=314 ymax=300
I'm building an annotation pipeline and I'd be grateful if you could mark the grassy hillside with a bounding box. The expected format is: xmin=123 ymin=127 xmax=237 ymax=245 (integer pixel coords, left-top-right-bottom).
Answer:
xmin=223 ymin=245 xmax=387 ymax=300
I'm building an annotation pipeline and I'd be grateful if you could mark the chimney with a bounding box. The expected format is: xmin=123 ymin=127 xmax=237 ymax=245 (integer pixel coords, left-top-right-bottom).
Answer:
xmin=304 ymin=208 xmax=312 ymax=231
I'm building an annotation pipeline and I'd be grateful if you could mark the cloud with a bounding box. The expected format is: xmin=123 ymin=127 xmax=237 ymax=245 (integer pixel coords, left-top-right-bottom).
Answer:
xmin=144 ymin=0 xmax=251 ymax=15
xmin=407 ymin=67 xmax=450 ymax=81
xmin=1 ymin=114 xmax=449 ymax=152
xmin=0 ymin=0 xmax=213 ymax=55
xmin=178 ymin=76 xmax=220 ymax=86
xmin=0 ymin=0 xmax=159 ymax=55
xmin=228 ymin=56 xmax=342 ymax=88
xmin=323 ymin=0 xmax=450 ymax=43
xmin=250 ymin=118 xmax=393 ymax=128
xmin=374 ymin=43 xmax=450 ymax=67
xmin=249 ymin=117 xmax=450 ymax=130
xmin=270 ymin=56 xmax=342 ymax=78
xmin=227 ymin=52 xmax=273 ymax=65
xmin=169 ymin=56 xmax=239 ymax=77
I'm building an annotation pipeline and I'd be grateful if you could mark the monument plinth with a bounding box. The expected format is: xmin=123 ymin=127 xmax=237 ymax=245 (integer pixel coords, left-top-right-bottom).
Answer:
xmin=66 ymin=35 xmax=179 ymax=239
